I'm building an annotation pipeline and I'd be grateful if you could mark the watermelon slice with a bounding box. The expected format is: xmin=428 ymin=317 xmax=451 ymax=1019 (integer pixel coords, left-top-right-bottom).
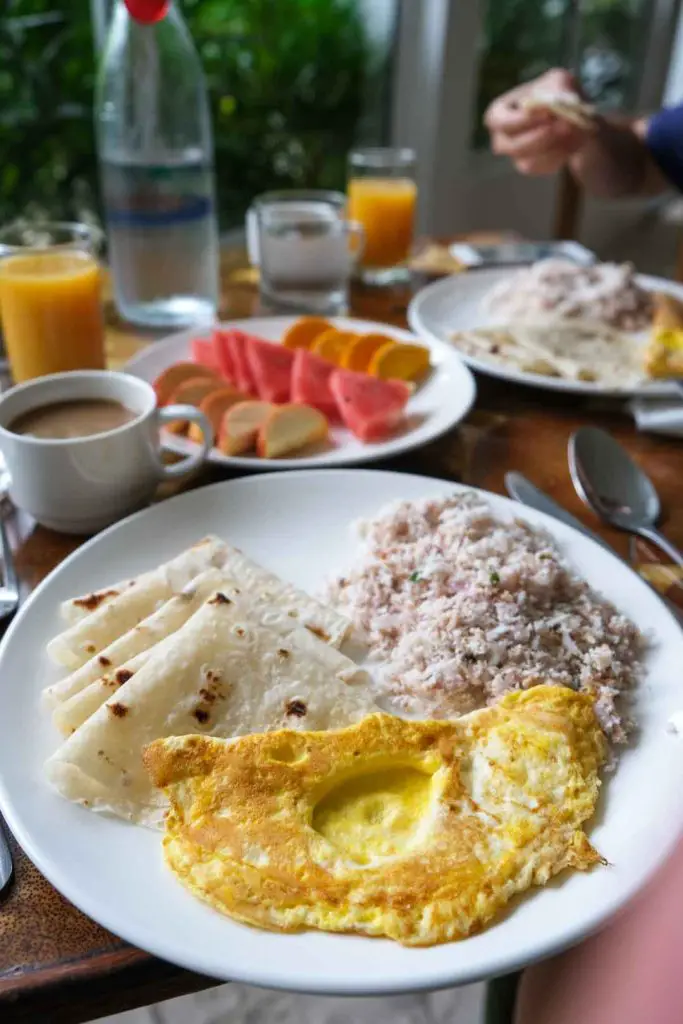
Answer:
xmin=225 ymin=330 xmax=255 ymax=394
xmin=245 ymin=336 xmax=294 ymax=404
xmin=191 ymin=336 xmax=221 ymax=373
xmin=213 ymin=330 xmax=236 ymax=384
xmin=330 ymin=369 xmax=410 ymax=442
xmin=291 ymin=348 xmax=338 ymax=420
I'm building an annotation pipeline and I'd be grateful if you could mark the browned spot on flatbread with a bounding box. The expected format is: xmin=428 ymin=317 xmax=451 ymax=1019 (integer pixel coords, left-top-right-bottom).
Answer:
xmin=107 ymin=702 xmax=129 ymax=718
xmin=209 ymin=592 xmax=232 ymax=606
xmin=305 ymin=624 xmax=329 ymax=642
xmin=285 ymin=699 xmax=307 ymax=718
xmin=193 ymin=707 xmax=210 ymax=724
xmin=115 ymin=669 xmax=134 ymax=686
xmin=98 ymin=655 xmax=112 ymax=667
xmin=72 ymin=589 xmax=120 ymax=612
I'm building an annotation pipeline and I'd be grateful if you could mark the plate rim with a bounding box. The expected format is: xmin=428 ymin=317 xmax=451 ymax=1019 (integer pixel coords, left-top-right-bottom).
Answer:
xmin=1 ymin=467 xmax=682 ymax=994
xmin=408 ymin=268 xmax=683 ymax=398
xmin=123 ymin=315 xmax=477 ymax=470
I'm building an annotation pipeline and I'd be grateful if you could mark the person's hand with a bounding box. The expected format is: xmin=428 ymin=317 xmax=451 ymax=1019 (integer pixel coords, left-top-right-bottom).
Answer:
xmin=485 ymin=68 xmax=589 ymax=175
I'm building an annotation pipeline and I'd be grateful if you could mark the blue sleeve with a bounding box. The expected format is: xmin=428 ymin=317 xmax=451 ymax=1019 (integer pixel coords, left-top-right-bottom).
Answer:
xmin=646 ymin=104 xmax=683 ymax=191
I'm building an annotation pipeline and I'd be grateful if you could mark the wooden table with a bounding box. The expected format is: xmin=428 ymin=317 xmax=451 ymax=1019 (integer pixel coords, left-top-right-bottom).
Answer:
xmin=2 ymin=244 xmax=683 ymax=1023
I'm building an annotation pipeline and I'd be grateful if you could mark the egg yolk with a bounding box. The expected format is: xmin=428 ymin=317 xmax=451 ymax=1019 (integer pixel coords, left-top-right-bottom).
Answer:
xmin=312 ymin=765 xmax=434 ymax=864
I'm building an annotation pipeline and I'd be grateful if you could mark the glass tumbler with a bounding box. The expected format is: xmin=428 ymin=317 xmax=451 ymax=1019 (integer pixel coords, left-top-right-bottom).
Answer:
xmin=347 ymin=147 xmax=417 ymax=285
xmin=255 ymin=191 xmax=364 ymax=314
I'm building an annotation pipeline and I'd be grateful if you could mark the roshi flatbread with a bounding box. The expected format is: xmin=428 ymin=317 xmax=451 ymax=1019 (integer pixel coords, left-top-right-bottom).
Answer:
xmin=44 ymin=567 xmax=229 ymax=713
xmin=522 ymin=90 xmax=596 ymax=131
xmin=49 ymin=537 xmax=229 ymax=668
xmin=44 ymin=591 xmax=374 ymax=827
xmin=49 ymin=538 xmax=350 ymax=670
xmin=51 ymin=567 xmax=353 ymax=736
xmin=452 ymin=322 xmax=643 ymax=387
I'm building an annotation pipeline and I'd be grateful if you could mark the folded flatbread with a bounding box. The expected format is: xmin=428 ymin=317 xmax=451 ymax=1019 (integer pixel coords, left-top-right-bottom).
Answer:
xmin=49 ymin=537 xmax=229 ymax=668
xmin=452 ymin=322 xmax=643 ymax=387
xmin=44 ymin=567 xmax=228 ymax=713
xmin=522 ymin=90 xmax=596 ymax=131
xmin=50 ymin=565 xmax=352 ymax=736
xmin=44 ymin=591 xmax=374 ymax=827
xmin=49 ymin=538 xmax=349 ymax=670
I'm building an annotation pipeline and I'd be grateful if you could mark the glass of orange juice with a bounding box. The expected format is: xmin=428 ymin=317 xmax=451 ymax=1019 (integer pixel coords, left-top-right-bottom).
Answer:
xmin=0 ymin=222 xmax=105 ymax=383
xmin=347 ymin=147 xmax=417 ymax=285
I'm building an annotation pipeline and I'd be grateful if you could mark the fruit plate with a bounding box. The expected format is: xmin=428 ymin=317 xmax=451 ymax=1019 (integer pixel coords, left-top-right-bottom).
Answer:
xmin=123 ymin=316 xmax=476 ymax=469
xmin=1 ymin=470 xmax=683 ymax=995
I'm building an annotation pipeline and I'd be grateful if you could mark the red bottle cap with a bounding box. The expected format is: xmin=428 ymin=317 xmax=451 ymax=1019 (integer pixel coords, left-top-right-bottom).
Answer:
xmin=124 ymin=0 xmax=169 ymax=23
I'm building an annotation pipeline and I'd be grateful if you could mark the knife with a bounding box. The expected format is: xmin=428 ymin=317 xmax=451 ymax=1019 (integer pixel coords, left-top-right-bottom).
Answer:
xmin=0 ymin=821 xmax=13 ymax=894
xmin=504 ymin=471 xmax=613 ymax=552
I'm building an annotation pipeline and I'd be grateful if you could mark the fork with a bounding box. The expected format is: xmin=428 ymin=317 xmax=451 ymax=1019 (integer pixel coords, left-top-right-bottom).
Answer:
xmin=0 ymin=511 xmax=18 ymax=893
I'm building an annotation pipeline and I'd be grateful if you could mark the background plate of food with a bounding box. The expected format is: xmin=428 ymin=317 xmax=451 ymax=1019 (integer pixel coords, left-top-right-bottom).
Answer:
xmin=1 ymin=470 xmax=683 ymax=994
xmin=124 ymin=316 xmax=476 ymax=469
xmin=408 ymin=260 xmax=683 ymax=396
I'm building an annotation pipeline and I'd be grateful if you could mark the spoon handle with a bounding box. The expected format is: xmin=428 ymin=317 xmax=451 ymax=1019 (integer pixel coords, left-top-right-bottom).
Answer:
xmin=636 ymin=525 xmax=683 ymax=569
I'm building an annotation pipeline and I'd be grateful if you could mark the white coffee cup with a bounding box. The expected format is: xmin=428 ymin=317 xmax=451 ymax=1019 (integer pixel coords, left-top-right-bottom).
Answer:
xmin=0 ymin=370 xmax=213 ymax=534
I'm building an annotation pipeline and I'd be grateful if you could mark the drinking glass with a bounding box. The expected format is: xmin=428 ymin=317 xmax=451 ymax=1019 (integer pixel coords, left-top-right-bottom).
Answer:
xmin=254 ymin=191 xmax=364 ymax=314
xmin=0 ymin=222 xmax=105 ymax=383
xmin=347 ymin=147 xmax=417 ymax=285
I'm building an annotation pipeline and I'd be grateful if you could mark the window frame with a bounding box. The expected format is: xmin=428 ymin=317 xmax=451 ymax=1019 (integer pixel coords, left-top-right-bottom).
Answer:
xmin=391 ymin=0 xmax=683 ymax=234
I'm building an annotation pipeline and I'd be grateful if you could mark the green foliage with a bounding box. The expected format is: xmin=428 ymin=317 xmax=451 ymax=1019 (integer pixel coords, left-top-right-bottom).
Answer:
xmin=0 ymin=0 xmax=98 ymax=224
xmin=187 ymin=0 xmax=379 ymax=226
xmin=0 ymin=0 xmax=384 ymax=227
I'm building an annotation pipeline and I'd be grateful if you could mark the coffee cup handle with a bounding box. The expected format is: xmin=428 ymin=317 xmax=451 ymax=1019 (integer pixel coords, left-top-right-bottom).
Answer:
xmin=156 ymin=405 xmax=214 ymax=479
xmin=347 ymin=220 xmax=365 ymax=265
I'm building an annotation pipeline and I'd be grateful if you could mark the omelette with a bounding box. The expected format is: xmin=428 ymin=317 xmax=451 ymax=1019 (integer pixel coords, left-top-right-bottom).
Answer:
xmin=144 ymin=685 xmax=607 ymax=946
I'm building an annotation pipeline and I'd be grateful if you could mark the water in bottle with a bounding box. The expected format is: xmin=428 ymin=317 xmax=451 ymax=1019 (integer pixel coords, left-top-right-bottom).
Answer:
xmin=96 ymin=0 xmax=219 ymax=328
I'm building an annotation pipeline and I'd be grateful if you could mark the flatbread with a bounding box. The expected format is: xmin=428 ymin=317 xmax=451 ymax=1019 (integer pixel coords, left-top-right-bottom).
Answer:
xmin=452 ymin=322 xmax=643 ymax=387
xmin=49 ymin=538 xmax=349 ymax=670
xmin=51 ymin=566 xmax=352 ymax=736
xmin=49 ymin=537 xmax=229 ymax=668
xmin=58 ymin=536 xmax=229 ymax=625
xmin=522 ymin=90 xmax=596 ymax=131
xmin=43 ymin=567 xmax=229 ymax=713
xmin=44 ymin=592 xmax=375 ymax=827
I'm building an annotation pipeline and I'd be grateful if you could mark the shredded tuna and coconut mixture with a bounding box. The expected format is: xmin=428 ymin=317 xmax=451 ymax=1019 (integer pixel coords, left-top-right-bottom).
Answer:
xmin=327 ymin=493 xmax=644 ymax=742
xmin=483 ymin=258 xmax=653 ymax=331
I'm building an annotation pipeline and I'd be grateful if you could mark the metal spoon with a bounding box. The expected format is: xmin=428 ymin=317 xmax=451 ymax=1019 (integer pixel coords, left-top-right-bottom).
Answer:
xmin=569 ymin=426 xmax=683 ymax=568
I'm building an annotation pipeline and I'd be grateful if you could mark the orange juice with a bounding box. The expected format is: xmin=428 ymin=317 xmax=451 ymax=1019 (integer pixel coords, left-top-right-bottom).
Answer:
xmin=0 ymin=250 xmax=105 ymax=382
xmin=347 ymin=177 xmax=417 ymax=268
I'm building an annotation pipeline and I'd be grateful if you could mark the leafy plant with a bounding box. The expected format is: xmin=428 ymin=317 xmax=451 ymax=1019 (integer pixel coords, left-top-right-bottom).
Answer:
xmin=0 ymin=0 xmax=387 ymax=227
xmin=0 ymin=0 xmax=98 ymax=224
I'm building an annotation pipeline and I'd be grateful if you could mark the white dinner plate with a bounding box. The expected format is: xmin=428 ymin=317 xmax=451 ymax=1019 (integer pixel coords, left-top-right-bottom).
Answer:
xmin=1 ymin=470 xmax=682 ymax=995
xmin=408 ymin=268 xmax=683 ymax=397
xmin=123 ymin=316 xmax=476 ymax=469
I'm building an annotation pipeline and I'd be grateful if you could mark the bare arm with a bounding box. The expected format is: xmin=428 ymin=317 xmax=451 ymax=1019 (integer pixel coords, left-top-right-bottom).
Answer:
xmin=485 ymin=69 xmax=670 ymax=199
xmin=568 ymin=115 xmax=669 ymax=198
xmin=515 ymin=836 xmax=683 ymax=1024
